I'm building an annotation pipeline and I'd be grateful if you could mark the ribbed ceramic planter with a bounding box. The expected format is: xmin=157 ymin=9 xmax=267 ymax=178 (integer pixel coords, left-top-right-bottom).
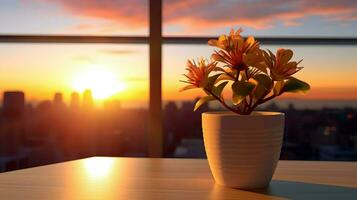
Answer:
xmin=202 ymin=111 xmax=284 ymax=189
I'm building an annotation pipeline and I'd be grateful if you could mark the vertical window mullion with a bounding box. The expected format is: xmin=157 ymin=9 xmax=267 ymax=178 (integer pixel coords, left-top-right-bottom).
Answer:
xmin=148 ymin=0 xmax=163 ymax=157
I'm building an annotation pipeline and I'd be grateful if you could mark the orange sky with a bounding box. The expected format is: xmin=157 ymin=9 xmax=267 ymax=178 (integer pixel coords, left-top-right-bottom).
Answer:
xmin=0 ymin=43 xmax=357 ymax=107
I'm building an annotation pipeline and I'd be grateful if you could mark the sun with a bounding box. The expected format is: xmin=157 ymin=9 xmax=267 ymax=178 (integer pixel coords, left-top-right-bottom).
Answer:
xmin=73 ymin=68 xmax=126 ymax=100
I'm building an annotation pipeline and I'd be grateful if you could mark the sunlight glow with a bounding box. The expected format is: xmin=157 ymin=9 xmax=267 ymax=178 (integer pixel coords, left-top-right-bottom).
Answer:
xmin=83 ymin=157 xmax=115 ymax=179
xmin=73 ymin=68 xmax=127 ymax=100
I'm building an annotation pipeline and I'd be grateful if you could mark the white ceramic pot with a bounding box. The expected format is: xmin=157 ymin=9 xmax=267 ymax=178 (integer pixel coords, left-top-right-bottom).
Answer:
xmin=202 ymin=111 xmax=284 ymax=189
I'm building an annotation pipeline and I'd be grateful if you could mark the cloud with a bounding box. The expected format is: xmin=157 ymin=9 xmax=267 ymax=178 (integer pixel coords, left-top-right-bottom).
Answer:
xmin=40 ymin=0 xmax=357 ymax=32
xmin=163 ymin=0 xmax=357 ymax=30
xmin=72 ymin=23 xmax=95 ymax=31
xmin=44 ymin=0 xmax=148 ymax=27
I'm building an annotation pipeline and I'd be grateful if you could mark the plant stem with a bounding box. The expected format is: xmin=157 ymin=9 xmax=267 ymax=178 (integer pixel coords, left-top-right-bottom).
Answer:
xmin=260 ymin=94 xmax=277 ymax=104
xmin=243 ymin=98 xmax=249 ymax=113
xmin=248 ymin=94 xmax=277 ymax=113
xmin=225 ymin=72 xmax=235 ymax=80
xmin=245 ymin=69 xmax=249 ymax=80
xmin=248 ymin=95 xmax=253 ymax=108
xmin=236 ymin=70 xmax=240 ymax=82
xmin=204 ymin=88 xmax=243 ymax=115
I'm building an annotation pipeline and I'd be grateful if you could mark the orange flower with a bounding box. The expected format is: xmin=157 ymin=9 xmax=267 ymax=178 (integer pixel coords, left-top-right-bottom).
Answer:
xmin=180 ymin=59 xmax=216 ymax=91
xmin=264 ymin=48 xmax=303 ymax=81
xmin=208 ymin=28 xmax=262 ymax=71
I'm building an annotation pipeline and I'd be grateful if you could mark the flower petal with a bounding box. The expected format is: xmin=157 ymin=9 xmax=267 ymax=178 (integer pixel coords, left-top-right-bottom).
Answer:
xmin=179 ymin=85 xmax=197 ymax=92
xmin=278 ymin=49 xmax=293 ymax=64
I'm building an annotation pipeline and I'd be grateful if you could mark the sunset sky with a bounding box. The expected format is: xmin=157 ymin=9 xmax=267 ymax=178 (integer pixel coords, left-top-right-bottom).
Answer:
xmin=0 ymin=0 xmax=356 ymax=107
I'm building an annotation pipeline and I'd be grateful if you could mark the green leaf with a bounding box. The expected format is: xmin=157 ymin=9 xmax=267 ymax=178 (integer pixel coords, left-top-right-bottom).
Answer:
xmin=232 ymin=94 xmax=244 ymax=105
xmin=194 ymin=96 xmax=215 ymax=111
xmin=231 ymin=81 xmax=256 ymax=105
xmin=254 ymin=74 xmax=272 ymax=90
xmin=212 ymin=81 xmax=228 ymax=97
xmin=207 ymin=73 xmax=222 ymax=89
xmin=215 ymin=73 xmax=234 ymax=83
xmin=273 ymin=80 xmax=285 ymax=95
xmin=281 ymin=77 xmax=310 ymax=94
xmin=252 ymin=74 xmax=272 ymax=100
xmin=239 ymin=70 xmax=247 ymax=81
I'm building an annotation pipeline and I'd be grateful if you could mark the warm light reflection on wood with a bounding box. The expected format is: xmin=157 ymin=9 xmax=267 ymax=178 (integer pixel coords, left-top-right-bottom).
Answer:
xmin=83 ymin=157 xmax=115 ymax=179
xmin=67 ymin=157 xmax=119 ymax=199
xmin=0 ymin=158 xmax=356 ymax=199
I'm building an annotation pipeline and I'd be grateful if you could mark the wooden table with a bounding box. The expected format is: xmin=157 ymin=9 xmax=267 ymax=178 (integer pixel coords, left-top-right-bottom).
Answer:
xmin=0 ymin=157 xmax=356 ymax=199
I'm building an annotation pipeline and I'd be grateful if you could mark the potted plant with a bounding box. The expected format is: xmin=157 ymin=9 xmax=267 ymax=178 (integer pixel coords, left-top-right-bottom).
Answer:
xmin=180 ymin=28 xmax=310 ymax=189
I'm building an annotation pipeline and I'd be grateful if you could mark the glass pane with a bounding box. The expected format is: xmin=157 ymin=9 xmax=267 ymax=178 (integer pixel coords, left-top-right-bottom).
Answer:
xmin=163 ymin=0 xmax=357 ymax=37
xmin=0 ymin=44 xmax=148 ymax=172
xmin=0 ymin=0 xmax=148 ymax=35
xmin=163 ymin=44 xmax=357 ymax=160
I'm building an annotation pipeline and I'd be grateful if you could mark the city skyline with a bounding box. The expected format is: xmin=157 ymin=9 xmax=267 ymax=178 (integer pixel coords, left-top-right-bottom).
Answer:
xmin=1 ymin=86 xmax=356 ymax=173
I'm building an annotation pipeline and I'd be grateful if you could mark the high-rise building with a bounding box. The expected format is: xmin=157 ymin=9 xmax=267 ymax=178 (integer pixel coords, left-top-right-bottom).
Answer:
xmin=82 ymin=89 xmax=93 ymax=109
xmin=53 ymin=92 xmax=63 ymax=105
xmin=0 ymin=91 xmax=25 ymax=157
xmin=70 ymin=92 xmax=80 ymax=110
xmin=53 ymin=92 xmax=66 ymax=111
xmin=2 ymin=91 xmax=25 ymax=120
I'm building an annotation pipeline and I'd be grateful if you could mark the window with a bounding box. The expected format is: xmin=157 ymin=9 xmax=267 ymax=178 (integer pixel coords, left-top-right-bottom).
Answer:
xmin=0 ymin=0 xmax=151 ymax=171
xmin=1 ymin=0 xmax=357 ymax=172
xmin=0 ymin=43 xmax=149 ymax=171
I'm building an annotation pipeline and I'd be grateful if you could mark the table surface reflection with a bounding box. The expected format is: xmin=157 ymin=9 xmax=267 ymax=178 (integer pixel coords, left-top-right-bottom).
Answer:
xmin=0 ymin=157 xmax=356 ymax=199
